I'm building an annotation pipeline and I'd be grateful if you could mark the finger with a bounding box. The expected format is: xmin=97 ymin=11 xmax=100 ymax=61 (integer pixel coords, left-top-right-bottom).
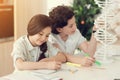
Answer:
xmin=87 ymin=57 xmax=95 ymax=62
xmin=56 ymin=61 xmax=62 ymax=65
xmin=84 ymin=59 xmax=93 ymax=66
xmin=55 ymin=65 xmax=61 ymax=70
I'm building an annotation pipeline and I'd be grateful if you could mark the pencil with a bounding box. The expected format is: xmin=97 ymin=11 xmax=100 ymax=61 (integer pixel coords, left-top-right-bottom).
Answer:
xmin=66 ymin=62 xmax=81 ymax=67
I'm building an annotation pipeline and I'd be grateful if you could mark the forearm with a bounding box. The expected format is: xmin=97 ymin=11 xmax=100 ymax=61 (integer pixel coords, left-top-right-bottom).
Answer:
xmin=87 ymin=33 xmax=97 ymax=57
xmin=65 ymin=53 xmax=95 ymax=67
xmin=40 ymin=52 xmax=66 ymax=63
xmin=16 ymin=59 xmax=47 ymax=70
xmin=64 ymin=53 xmax=82 ymax=64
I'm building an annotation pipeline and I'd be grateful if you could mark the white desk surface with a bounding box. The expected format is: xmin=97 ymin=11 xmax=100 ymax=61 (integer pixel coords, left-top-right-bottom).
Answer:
xmin=53 ymin=56 xmax=120 ymax=80
xmin=0 ymin=56 xmax=120 ymax=80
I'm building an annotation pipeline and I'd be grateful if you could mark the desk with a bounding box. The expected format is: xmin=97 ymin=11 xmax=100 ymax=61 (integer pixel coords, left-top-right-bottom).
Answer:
xmin=52 ymin=56 xmax=120 ymax=80
xmin=0 ymin=56 xmax=120 ymax=80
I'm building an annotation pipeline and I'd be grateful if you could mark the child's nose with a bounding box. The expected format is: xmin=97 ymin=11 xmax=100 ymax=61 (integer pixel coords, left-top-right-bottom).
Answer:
xmin=41 ymin=36 xmax=47 ymax=41
xmin=72 ymin=26 xmax=76 ymax=31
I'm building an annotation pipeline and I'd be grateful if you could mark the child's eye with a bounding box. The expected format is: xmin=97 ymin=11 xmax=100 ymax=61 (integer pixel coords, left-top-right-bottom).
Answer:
xmin=69 ymin=25 xmax=73 ymax=28
xmin=46 ymin=35 xmax=50 ymax=37
xmin=39 ymin=33 xmax=43 ymax=36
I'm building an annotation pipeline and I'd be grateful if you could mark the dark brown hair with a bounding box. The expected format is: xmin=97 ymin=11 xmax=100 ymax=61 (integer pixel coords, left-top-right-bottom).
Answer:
xmin=49 ymin=5 xmax=74 ymax=34
xmin=27 ymin=14 xmax=51 ymax=61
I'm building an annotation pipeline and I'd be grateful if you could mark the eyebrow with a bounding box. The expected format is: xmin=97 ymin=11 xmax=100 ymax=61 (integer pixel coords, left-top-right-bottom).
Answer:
xmin=39 ymin=31 xmax=51 ymax=35
xmin=69 ymin=22 xmax=75 ymax=25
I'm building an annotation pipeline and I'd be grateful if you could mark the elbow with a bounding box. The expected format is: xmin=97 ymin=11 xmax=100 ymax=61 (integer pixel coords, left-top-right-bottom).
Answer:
xmin=56 ymin=52 xmax=67 ymax=63
xmin=61 ymin=56 xmax=67 ymax=63
xmin=15 ymin=61 xmax=24 ymax=71
xmin=56 ymin=55 xmax=66 ymax=63
xmin=16 ymin=66 xmax=23 ymax=71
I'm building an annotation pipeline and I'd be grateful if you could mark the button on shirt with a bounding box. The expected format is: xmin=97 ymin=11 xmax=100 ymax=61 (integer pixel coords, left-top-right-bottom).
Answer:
xmin=49 ymin=29 xmax=86 ymax=54
xmin=11 ymin=35 xmax=59 ymax=68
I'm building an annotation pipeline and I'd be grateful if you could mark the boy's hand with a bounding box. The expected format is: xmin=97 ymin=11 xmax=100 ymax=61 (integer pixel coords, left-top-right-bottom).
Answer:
xmin=80 ymin=56 xmax=95 ymax=67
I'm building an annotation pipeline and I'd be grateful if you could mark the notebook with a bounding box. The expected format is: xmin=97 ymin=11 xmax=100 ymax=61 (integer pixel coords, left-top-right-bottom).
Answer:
xmin=31 ymin=69 xmax=57 ymax=74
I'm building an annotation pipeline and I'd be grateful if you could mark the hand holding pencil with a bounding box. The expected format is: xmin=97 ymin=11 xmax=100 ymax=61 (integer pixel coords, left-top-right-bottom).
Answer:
xmin=80 ymin=56 xmax=95 ymax=67
xmin=84 ymin=53 xmax=101 ymax=66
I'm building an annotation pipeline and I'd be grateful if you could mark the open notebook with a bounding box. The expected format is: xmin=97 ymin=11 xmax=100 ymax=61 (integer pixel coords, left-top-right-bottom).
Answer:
xmin=1 ymin=69 xmax=62 ymax=80
xmin=31 ymin=69 xmax=57 ymax=74
xmin=29 ymin=69 xmax=62 ymax=80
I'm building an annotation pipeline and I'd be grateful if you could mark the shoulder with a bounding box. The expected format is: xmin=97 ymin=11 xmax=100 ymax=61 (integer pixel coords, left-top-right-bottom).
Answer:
xmin=14 ymin=35 xmax=27 ymax=47
xmin=71 ymin=29 xmax=83 ymax=37
xmin=49 ymin=33 xmax=57 ymax=39
xmin=47 ymin=41 xmax=58 ymax=50
xmin=46 ymin=41 xmax=53 ymax=47
xmin=75 ymin=29 xmax=82 ymax=35
xmin=48 ymin=33 xmax=58 ymax=43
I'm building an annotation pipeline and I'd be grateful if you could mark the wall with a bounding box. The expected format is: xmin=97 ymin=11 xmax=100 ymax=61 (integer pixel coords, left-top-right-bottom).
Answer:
xmin=14 ymin=0 xmax=73 ymax=40
xmin=46 ymin=0 xmax=73 ymax=15
xmin=14 ymin=0 xmax=47 ymax=40
xmin=0 ymin=41 xmax=14 ymax=76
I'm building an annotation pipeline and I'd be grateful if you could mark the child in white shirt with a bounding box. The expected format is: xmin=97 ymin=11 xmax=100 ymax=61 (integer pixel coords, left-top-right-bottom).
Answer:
xmin=49 ymin=5 xmax=97 ymax=67
xmin=11 ymin=14 xmax=66 ymax=70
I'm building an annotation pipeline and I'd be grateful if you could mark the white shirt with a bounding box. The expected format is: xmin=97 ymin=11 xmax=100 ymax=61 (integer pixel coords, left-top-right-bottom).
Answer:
xmin=11 ymin=35 xmax=59 ymax=68
xmin=49 ymin=29 xmax=86 ymax=54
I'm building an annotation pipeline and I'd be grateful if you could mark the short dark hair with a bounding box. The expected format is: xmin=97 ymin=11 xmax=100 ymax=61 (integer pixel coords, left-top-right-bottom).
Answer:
xmin=49 ymin=5 xmax=74 ymax=34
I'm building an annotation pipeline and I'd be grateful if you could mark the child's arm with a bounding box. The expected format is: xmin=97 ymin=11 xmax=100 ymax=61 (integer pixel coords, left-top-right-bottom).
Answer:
xmin=51 ymin=52 xmax=66 ymax=63
xmin=55 ymin=52 xmax=66 ymax=63
xmin=40 ymin=52 xmax=66 ymax=63
xmin=78 ymin=25 xmax=97 ymax=57
xmin=64 ymin=53 xmax=95 ymax=67
xmin=15 ymin=58 xmax=61 ymax=70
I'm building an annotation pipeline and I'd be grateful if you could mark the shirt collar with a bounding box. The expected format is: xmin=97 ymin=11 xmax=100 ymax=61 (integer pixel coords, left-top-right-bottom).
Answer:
xmin=25 ymin=35 xmax=34 ymax=51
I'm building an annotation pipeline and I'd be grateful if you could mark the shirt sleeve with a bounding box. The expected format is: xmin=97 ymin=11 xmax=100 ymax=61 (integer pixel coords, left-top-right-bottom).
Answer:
xmin=11 ymin=40 xmax=26 ymax=66
xmin=76 ymin=29 xmax=87 ymax=48
xmin=46 ymin=41 xmax=60 ymax=57
xmin=48 ymin=34 xmax=57 ymax=44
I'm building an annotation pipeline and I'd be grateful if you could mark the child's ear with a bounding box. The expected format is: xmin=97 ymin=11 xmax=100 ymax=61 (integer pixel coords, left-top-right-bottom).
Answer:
xmin=56 ymin=28 xmax=63 ymax=32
